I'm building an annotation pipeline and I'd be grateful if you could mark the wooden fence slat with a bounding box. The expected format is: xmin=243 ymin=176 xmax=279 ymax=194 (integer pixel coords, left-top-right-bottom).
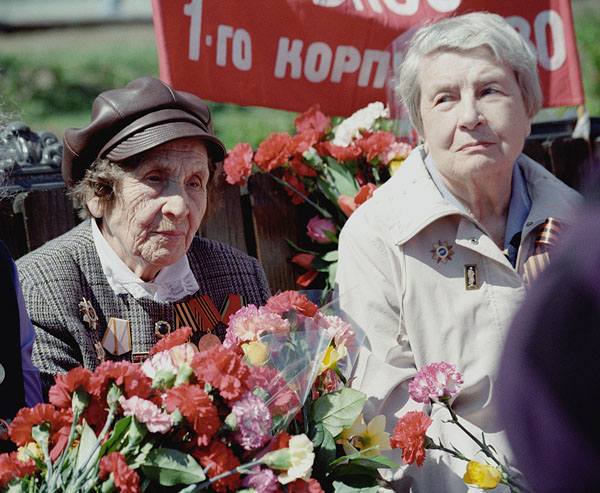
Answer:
xmin=200 ymin=180 xmax=248 ymax=254
xmin=548 ymin=137 xmax=590 ymax=190
xmin=248 ymin=174 xmax=302 ymax=293
xmin=18 ymin=188 xmax=76 ymax=253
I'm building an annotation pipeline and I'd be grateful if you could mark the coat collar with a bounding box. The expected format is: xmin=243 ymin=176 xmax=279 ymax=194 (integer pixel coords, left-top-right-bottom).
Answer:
xmin=368 ymin=146 xmax=581 ymax=246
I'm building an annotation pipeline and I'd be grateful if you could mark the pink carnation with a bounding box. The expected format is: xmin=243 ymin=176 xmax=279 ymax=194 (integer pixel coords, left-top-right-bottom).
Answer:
xmin=242 ymin=466 xmax=279 ymax=493
xmin=118 ymin=395 xmax=174 ymax=433
xmin=306 ymin=216 xmax=336 ymax=244
xmin=381 ymin=141 xmax=413 ymax=164
xmin=316 ymin=314 xmax=356 ymax=350
xmin=224 ymin=305 xmax=290 ymax=348
xmin=408 ymin=362 xmax=464 ymax=404
xmin=224 ymin=142 xmax=254 ymax=185
xmin=232 ymin=392 xmax=272 ymax=450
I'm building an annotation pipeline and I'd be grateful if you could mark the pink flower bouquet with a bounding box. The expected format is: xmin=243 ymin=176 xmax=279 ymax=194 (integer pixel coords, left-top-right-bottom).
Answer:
xmin=0 ymin=291 xmax=391 ymax=493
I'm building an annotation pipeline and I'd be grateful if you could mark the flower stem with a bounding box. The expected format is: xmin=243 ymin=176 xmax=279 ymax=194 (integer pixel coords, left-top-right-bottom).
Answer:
xmin=66 ymin=409 xmax=117 ymax=493
xmin=263 ymin=171 xmax=333 ymax=219
xmin=178 ymin=459 xmax=265 ymax=492
xmin=443 ymin=402 xmax=501 ymax=467
xmin=47 ymin=409 xmax=81 ymax=491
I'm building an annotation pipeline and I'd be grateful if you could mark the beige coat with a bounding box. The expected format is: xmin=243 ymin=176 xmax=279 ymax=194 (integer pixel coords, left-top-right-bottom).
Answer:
xmin=336 ymin=146 xmax=581 ymax=492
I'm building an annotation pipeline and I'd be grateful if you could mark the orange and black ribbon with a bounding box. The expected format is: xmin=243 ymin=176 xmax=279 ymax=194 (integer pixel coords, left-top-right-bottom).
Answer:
xmin=523 ymin=217 xmax=562 ymax=288
xmin=174 ymin=294 xmax=246 ymax=333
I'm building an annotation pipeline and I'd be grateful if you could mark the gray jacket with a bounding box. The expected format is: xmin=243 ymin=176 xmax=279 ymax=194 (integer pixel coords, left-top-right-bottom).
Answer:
xmin=17 ymin=220 xmax=271 ymax=396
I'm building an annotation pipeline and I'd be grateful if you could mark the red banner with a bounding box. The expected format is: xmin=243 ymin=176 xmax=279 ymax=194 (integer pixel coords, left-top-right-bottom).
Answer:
xmin=152 ymin=0 xmax=584 ymax=117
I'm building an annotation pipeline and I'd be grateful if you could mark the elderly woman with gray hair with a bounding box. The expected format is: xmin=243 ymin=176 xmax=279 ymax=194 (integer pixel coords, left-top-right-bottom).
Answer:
xmin=335 ymin=12 xmax=581 ymax=491
xmin=17 ymin=77 xmax=271 ymax=396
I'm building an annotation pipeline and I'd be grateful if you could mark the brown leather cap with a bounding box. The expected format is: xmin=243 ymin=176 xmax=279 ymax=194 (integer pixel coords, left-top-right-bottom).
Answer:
xmin=62 ymin=77 xmax=226 ymax=187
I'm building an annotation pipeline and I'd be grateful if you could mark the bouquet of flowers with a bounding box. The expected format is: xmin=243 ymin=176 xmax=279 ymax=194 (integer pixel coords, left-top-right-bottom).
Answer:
xmin=389 ymin=362 xmax=527 ymax=492
xmin=0 ymin=291 xmax=397 ymax=493
xmin=223 ymin=103 xmax=416 ymax=291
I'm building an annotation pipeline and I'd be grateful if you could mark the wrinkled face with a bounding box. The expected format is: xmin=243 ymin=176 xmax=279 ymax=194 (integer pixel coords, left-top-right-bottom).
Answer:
xmin=419 ymin=47 xmax=532 ymax=188
xmin=94 ymin=138 xmax=209 ymax=280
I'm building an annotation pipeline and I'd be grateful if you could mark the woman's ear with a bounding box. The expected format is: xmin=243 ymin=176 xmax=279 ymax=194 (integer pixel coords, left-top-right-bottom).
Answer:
xmin=86 ymin=195 xmax=104 ymax=219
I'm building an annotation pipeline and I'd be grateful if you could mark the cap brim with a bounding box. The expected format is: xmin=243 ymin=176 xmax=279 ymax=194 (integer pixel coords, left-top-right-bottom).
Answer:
xmin=105 ymin=121 xmax=226 ymax=163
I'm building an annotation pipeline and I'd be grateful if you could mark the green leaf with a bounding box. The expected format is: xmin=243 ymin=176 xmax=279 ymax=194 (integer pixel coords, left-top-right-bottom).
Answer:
xmin=141 ymin=448 xmax=206 ymax=486
xmin=312 ymin=389 xmax=366 ymax=437
xmin=327 ymin=261 xmax=338 ymax=292
xmin=313 ymin=426 xmax=337 ymax=479
xmin=332 ymin=480 xmax=380 ymax=492
xmin=75 ymin=420 xmax=100 ymax=473
xmin=349 ymin=454 xmax=398 ymax=470
xmin=100 ymin=416 xmax=133 ymax=457
xmin=325 ymin=159 xmax=360 ymax=197
xmin=321 ymin=250 xmax=338 ymax=262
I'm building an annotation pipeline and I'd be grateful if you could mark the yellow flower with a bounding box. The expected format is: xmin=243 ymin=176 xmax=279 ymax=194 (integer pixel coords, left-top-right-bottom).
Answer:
xmin=338 ymin=414 xmax=391 ymax=456
xmin=463 ymin=461 xmax=502 ymax=489
xmin=277 ymin=434 xmax=315 ymax=484
xmin=389 ymin=157 xmax=406 ymax=175
xmin=242 ymin=341 xmax=269 ymax=366
xmin=319 ymin=343 xmax=347 ymax=375
xmin=17 ymin=442 xmax=43 ymax=462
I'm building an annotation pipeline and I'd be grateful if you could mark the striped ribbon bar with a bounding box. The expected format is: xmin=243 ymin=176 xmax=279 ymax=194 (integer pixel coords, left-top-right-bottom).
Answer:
xmin=523 ymin=217 xmax=563 ymax=288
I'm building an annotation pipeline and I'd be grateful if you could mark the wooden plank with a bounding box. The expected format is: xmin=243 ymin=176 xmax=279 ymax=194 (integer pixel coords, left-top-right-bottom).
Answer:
xmin=523 ymin=140 xmax=551 ymax=172
xmin=248 ymin=173 xmax=302 ymax=293
xmin=0 ymin=197 xmax=29 ymax=259
xmin=548 ymin=138 xmax=590 ymax=190
xmin=200 ymin=179 xmax=248 ymax=254
xmin=19 ymin=188 xmax=76 ymax=252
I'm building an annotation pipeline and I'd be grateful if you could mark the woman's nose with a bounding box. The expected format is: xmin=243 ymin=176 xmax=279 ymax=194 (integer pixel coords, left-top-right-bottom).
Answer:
xmin=458 ymin=97 xmax=484 ymax=130
xmin=162 ymin=181 xmax=189 ymax=218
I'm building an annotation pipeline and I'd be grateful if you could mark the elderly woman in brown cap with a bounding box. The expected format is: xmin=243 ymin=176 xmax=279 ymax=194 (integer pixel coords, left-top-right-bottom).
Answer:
xmin=17 ymin=77 xmax=271 ymax=396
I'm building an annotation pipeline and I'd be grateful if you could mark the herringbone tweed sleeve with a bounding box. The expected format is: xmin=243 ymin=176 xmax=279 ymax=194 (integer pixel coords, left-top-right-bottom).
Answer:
xmin=16 ymin=220 xmax=271 ymax=398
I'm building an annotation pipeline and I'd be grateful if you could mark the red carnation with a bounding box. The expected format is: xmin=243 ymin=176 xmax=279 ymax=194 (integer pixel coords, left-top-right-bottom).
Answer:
xmin=163 ymin=383 xmax=221 ymax=446
xmin=289 ymin=155 xmax=318 ymax=178
xmin=288 ymin=478 xmax=325 ymax=493
xmin=48 ymin=366 xmax=93 ymax=409
xmin=315 ymin=141 xmax=363 ymax=162
xmin=99 ymin=451 xmax=141 ymax=493
xmin=224 ymin=142 xmax=254 ymax=185
xmin=150 ymin=326 xmax=193 ymax=355
xmin=247 ymin=366 xmax=300 ymax=415
xmin=0 ymin=451 xmax=36 ymax=487
xmin=265 ymin=291 xmax=319 ymax=317
xmin=192 ymin=440 xmax=241 ymax=492
xmin=191 ymin=345 xmax=250 ymax=401
xmin=254 ymin=132 xmax=292 ymax=172
xmin=356 ymin=131 xmax=397 ymax=162
xmin=390 ymin=411 xmax=433 ymax=467
xmin=8 ymin=403 xmax=71 ymax=448
xmin=294 ymin=104 xmax=331 ymax=135
xmin=89 ymin=361 xmax=152 ymax=401
xmin=281 ymin=170 xmax=309 ymax=205
xmin=288 ymin=129 xmax=321 ymax=158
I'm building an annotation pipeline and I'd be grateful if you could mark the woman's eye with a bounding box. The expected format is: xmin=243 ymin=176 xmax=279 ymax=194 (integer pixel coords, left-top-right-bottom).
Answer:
xmin=146 ymin=174 xmax=164 ymax=183
xmin=482 ymin=88 xmax=498 ymax=96
xmin=434 ymin=96 xmax=451 ymax=106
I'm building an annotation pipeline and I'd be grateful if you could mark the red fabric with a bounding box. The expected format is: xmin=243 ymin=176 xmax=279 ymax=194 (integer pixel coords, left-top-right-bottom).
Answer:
xmin=152 ymin=0 xmax=582 ymax=116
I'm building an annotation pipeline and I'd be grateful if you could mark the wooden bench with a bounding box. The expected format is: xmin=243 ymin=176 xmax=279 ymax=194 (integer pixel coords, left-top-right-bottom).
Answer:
xmin=1 ymin=120 xmax=599 ymax=293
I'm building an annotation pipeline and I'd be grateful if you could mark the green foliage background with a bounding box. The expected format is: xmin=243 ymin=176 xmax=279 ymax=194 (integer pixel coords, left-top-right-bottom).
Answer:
xmin=0 ymin=1 xmax=599 ymax=149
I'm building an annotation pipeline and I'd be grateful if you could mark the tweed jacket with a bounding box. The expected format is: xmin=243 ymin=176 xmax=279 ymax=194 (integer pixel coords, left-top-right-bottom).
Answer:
xmin=17 ymin=220 xmax=271 ymax=396
xmin=336 ymin=146 xmax=581 ymax=492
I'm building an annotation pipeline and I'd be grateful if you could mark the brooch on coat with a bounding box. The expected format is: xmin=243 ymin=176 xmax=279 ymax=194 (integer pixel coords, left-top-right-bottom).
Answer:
xmin=431 ymin=240 xmax=454 ymax=264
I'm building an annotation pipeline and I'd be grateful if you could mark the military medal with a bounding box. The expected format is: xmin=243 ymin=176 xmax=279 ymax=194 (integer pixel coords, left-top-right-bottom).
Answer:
xmin=155 ymin=320 xmax=172 ymax=339
xmin=431 ymin=240 xmax=454 ymax=264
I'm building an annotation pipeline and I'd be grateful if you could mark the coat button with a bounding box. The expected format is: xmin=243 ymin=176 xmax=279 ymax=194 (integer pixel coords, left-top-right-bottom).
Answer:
xmin=470 ymin=237 xmax=479 ymax=245
xmin=0 ymin=363 xmax=5 ymax=384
